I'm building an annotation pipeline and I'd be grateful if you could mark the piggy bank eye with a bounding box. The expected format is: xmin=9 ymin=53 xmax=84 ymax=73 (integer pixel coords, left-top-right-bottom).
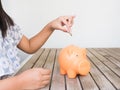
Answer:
xmin=76 ymin=54 xmax=78 ymax=57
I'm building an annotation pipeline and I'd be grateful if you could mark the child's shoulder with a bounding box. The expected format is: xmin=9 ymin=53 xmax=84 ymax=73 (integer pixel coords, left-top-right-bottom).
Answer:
xmin=9 ymin=24 xmax=21 ymax=32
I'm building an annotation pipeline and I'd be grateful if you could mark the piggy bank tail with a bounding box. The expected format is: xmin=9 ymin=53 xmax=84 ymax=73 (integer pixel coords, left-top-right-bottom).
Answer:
xmin=78 ymin=60 xmax=91 ymax=76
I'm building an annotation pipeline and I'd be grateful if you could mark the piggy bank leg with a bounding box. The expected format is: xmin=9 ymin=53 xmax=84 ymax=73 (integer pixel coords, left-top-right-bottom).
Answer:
xmin=60 ymin=68 xmax=66 ymax=75
xmin=67 ymin=70 xmax=76 ymax=78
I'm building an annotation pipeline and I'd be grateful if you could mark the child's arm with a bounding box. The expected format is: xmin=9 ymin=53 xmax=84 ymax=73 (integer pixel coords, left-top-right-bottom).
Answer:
xmin=17 ymin=16 xmax=75 ymax=54
xmin=0 ymin=76 xmax=23 ymax=90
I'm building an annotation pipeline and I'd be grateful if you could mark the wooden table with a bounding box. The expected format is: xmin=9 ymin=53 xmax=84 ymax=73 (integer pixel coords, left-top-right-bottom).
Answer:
xmin=16 ymin=48 xmax=120 ymax=90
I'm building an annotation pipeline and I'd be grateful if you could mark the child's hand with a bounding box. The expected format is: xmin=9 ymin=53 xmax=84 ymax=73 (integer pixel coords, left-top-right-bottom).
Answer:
xmin=17 ymin=68 xmax=51 ymax=89
xmin=47 ymin=16 xmax=75 ymax=33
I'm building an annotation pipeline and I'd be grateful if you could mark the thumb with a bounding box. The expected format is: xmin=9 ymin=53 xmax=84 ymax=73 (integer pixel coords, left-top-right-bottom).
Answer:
xmin=62 ymin=25 xmax=71 ymax=32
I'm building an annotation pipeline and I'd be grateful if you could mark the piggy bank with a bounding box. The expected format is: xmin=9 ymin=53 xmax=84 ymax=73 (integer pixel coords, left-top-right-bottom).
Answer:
xmin=58 ymin=45 xmax=91 ymax=78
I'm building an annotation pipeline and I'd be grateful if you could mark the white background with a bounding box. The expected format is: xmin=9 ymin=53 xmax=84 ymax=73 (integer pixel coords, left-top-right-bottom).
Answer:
xmin=2 ymin=0 xmax=120 ymax=48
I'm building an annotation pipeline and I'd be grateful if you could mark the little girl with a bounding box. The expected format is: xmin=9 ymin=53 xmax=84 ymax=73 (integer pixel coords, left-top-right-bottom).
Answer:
xmin=0 ymin=0 xmax=75 ymax=89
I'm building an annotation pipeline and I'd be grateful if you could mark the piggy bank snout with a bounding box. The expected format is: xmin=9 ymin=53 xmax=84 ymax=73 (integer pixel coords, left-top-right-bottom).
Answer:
xmin=78 ymin=60 xmax=91 ymax=75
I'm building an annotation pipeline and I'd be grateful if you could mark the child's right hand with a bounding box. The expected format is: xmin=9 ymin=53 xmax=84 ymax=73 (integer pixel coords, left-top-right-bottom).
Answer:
xmin=16 ymin=68 xmax=51 ymax=90
xmin=47 ymin=16 xmax=75 ymax=32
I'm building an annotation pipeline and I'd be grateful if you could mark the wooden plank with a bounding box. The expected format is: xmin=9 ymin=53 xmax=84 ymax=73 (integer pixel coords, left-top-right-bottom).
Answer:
xmin=66 ymin=76 xmax=82 ymax=90
xmin=92 ymin=48 xmax=120 ymax=77
xmin=95 ymin=48 xmax=120 ymax=67
xmin=33 ymin=48 xmax=50 ymax=68
xmin=101 ymin=48 xmax=120 ymax=62
xmin=40 ymin=48 xmax=56 ymax=90
xmin=50 ymin=49 xmax=66 ymax=90
xmin=89 ymin=49 xmax=120 ymax=89
xmin=106 ymin=48 xmax=120 ymax=57
xmin=95 ymin=48 xmax=120 ymax=68
xmin=79 ymin=74 xmax=99 ymax=90
xmin=87 ymin=51 xmax=116 ymax=90
xmin=16 ymin=48 xmax=45 ymax=75
xmin=113 ymin=48 xmax=120 ymax=53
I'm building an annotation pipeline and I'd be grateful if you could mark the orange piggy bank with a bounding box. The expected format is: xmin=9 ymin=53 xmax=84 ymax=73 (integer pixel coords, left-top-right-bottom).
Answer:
xmin=58 ymin=45 xmax=91 ymax=78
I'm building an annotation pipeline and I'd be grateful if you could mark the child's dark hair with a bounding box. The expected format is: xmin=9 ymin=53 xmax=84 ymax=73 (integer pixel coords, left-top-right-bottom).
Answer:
xmin=0 ymin=0 xmax=14 ymax=38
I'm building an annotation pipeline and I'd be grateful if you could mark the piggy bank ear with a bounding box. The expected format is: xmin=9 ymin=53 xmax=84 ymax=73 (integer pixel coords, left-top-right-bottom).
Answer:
xmin=67 ymin=47 xmax=73 ymax=55
xmin=80 ymin=48 xmax=87 ymax=57
xmin=67 ymin=45 xmax=75 ymax=55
